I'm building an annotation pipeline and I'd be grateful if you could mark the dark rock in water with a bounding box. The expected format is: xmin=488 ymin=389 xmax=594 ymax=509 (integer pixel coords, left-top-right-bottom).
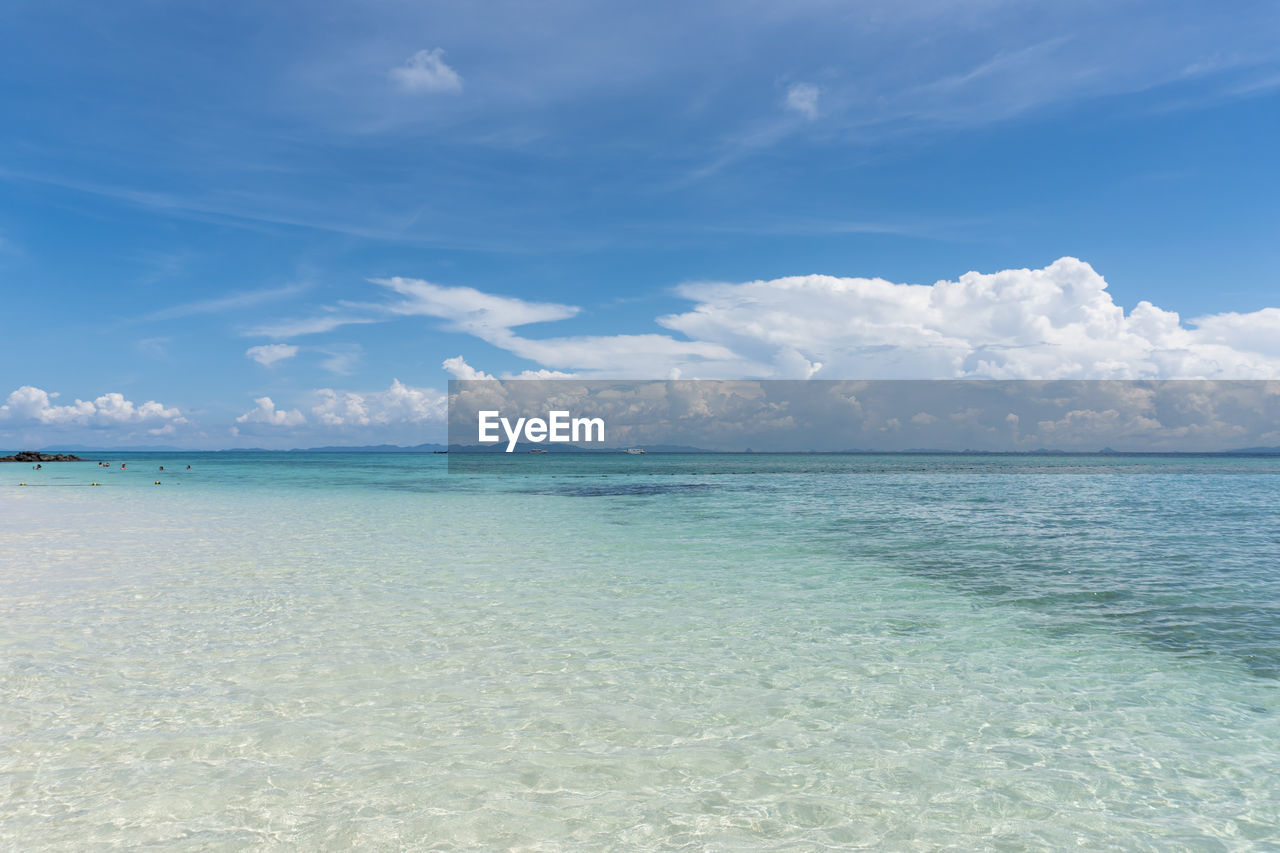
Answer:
xmin=0 ymin=450 xmax=86 ymax=462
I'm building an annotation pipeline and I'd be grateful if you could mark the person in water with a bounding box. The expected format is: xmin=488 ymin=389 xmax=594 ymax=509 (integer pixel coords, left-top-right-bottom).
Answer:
xmin=121 ymin=463 xmax=126 ymax=470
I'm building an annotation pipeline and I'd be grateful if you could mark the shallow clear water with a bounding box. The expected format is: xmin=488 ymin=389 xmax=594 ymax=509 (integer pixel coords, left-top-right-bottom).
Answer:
xmin=2 ymin=454 xmax=1279 ymax=849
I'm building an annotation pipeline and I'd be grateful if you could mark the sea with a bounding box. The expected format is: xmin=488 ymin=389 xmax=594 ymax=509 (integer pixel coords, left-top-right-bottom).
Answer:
xmin=2 ymin=452 xmax=1279 ymax=849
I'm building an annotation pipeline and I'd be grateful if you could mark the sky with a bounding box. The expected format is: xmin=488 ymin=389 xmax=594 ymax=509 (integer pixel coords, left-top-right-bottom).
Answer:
xmin=1 ymin=0 xmax=1279 ymax=448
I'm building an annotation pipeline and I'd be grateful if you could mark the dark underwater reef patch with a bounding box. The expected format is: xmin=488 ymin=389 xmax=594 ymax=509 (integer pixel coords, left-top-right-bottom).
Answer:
xmin=518 ymin=481 xmax=722 ymax=498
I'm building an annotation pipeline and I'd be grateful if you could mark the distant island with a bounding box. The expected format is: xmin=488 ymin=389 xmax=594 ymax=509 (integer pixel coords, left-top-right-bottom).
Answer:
xmin=11 ymin=443 xmax=1280 ymax=456
xmin=0 ymin=451 xmax=86 ymax=462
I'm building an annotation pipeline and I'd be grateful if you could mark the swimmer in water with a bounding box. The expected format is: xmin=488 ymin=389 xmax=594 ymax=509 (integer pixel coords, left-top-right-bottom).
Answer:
xmin=121 ymin=463 xmax=126 ymax=470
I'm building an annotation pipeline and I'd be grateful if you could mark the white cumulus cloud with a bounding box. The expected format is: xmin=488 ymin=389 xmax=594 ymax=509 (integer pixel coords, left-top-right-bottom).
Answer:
xmin=0 ymin=386 xmax=187 ymax=428
xmin=256 ymin=258 xmax=1280 ymax=383
xmin=389 ymin=48 xmax=463 ymax=94
xmin=650 ymin=258 xmax=1280 ymax=379
xmin=442 ymin=355 xmax=495 ymax=381
xmin=236 ymin=397 xmax=306 ymax=427
xmin=246 ymin=343 xmax=300 ymax=367
xmin=310 ymin=380 xmax=445 ymax=427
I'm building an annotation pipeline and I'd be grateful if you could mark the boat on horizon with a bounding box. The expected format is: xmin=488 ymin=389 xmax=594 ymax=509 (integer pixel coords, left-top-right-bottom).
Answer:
xmin=622 ymin=448 xmax=646 ymax=454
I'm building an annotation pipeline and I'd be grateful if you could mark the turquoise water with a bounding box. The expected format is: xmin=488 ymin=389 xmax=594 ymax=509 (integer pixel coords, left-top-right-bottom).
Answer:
xmin=2 ymin=453 xmax=1279 ymax=848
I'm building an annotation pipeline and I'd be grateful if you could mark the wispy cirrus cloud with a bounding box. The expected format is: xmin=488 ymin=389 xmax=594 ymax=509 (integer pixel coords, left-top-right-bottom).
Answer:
xmin=246 ymin=343 xmax=300 ymax=366
xmin=245 ymin=277 xmax=580 ymax=340
xmin=7 ymin=2 xmax=1279 ymax=266
xmin=243 ymin=313 xmax=381 ymax=338
xmin=373 ymin=276 xmax=579 ymax=332
xmin=319 ymin=344 xmax=363 ymax=375
xmin=138 ymin=283 xmax=309 ymax=323
xmin=784 ymin=83 xmax=819 ymax=119
xmin=389 ymin=48 xmax=463 ymax=94
xmin=136 ymin=337 xmax=171 ymax=358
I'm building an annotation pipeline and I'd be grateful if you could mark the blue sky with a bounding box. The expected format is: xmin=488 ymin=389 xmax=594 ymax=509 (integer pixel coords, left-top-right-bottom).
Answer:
xmin=2 ymin=0 xmax=1279 ymax=447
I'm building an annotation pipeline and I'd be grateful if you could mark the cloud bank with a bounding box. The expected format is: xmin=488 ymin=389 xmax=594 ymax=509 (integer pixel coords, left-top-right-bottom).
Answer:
xmin=250 ymin=258 xmax=1280 ymax=383
xmin=16 ymin=258 xmax=1280 ymax=447
xmin=429 ymin=258 xmax=1280 ymax=380
xmin=311 ymin=380 xmax=445 ymax=427
xmin=0 ymin=386 xmax=188 ymax=437
xmin=231 ymin=380 xmax=443 ymax=431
